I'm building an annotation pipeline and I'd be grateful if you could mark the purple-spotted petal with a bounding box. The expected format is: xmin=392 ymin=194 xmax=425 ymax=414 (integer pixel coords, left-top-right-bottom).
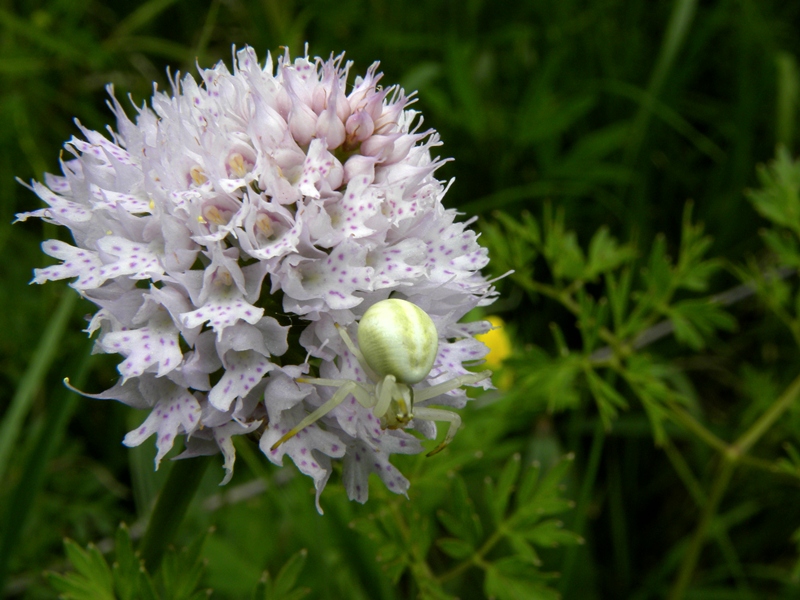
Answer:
xmin=101 ymin=320 xmax=182 ymax=380
xmin=212 ymin=420 xmax=263 ymax=485
xmin=342 ymin=441 xmax=410 ymax=504
xmin=96 ymin=236 xmax=164 ymax=282
xmin=208 ymin=350 xmax=275 ymax=411
xmin=123 ymin=384 xmax=202 ymax=468
xmin=180 ymin=286 xmax=264 ymax=337
xmin=32 ymin=240 xmax=103 ymax=289
xmin=260 ymin=412 xmax=345 ymax=514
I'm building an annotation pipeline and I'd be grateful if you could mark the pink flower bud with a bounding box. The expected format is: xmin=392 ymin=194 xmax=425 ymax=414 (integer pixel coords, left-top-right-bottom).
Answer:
xmin=364 ymin=89 xmax=386 ymax=122
xmin=316 ymin=106 xmax=346 ymax=149
xmin=312 ymin=84 xmax=328 ymax=115
xmin=288 ymin=102 xmax=317 ymax=146
xmin=361 ymin=134 xmax=397 ymax=158
xmin=345 ymin=111 xmax=375 ymax=144
xmin=275 ymin=86 xmax=292 ymax=120
xmin=343 ymin=154 xmax=377 ymax=184
xmin=384 ymin=133 xmax=422 ymax=165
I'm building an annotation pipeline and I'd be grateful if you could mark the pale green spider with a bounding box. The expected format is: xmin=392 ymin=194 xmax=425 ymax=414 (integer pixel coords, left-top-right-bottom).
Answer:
xmin=271 ymin=298 xmax=491 ymax=456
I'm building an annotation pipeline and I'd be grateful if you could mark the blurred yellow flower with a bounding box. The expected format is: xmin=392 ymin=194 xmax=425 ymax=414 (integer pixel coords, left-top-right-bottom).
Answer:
xmin=477 ymin=316 xmax=512 ymax=369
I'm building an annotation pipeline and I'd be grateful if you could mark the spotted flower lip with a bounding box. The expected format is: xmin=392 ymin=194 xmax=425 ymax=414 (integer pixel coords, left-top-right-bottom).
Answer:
xmin=16 ymin=46 xmax=498 ymax=513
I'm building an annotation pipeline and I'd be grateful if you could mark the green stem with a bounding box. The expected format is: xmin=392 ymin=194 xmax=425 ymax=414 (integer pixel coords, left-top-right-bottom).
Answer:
xmin=665 ymin=372 xmax=800 ymax=598
xmin=665 ymin=402 xmax=728 ymax=454
xmin=517 ymin=276 xmax=625 ymax=355
xmin=139 ymin=454 xmax=212 ymax=572
xmin=559 ymin=418 xmax=606 ymax=596
xmin=437 ymin=529 xmax=504 ymax=584
xmin=388 ymin=502 xmax=439 ymax=588
xmin=668 ymin=458 xmax=736 ymax=600
xmin=0 ymin=348 xmax=91 ymax=596
xmin=0 ymin=291 xmax=76 ymax=484
xmin=623 ymin=0 xmax=698 ymax=235
xmin=732 ymin=371 xmax=800 ymax=457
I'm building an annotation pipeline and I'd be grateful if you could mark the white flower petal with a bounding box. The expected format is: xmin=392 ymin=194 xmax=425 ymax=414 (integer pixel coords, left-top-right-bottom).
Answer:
xmin=32 ymin=240 xmax=103 ymax=289
xmin=123 ymin=384 xmax=202 ymax=468
xmin=208 ymin=350 xmax=275 ymax=411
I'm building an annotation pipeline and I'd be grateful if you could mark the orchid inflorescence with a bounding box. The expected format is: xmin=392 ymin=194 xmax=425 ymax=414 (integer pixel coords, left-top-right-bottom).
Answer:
xmin=16 ymin=46 xmax=497 ymax=511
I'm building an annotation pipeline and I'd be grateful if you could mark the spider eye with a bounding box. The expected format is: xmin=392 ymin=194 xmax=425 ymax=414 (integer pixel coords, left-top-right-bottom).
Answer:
xmin=357 ymin=299 xmax=438 ymax=384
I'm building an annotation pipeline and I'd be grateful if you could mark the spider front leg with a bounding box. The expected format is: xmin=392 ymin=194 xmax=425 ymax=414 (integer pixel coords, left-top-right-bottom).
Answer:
xmin=410 ymin=370 xmax=491 ymax=455
xmin=374 ymin=374 xmax=400 ymax=422
xmin=270 ymin=378 xmax=373 ymax=450
xmin=413 ymin=370 xmax=492 ymax=403
xmin=412 ymin=407 xmax=462 ymax=456
xmin=335 ymin=322 xmax=379 ymax=381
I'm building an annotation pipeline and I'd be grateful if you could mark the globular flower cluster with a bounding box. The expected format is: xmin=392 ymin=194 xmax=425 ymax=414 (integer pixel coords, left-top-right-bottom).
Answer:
xmin=17 ymin=47 xmax=496 ymax=511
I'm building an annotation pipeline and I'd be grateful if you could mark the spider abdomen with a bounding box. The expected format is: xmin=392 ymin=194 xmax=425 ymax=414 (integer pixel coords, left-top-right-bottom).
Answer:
xmin=357 ymin=299 xmax=439 ymax=384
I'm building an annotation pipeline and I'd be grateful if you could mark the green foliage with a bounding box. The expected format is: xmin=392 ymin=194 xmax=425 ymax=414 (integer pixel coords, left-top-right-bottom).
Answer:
xmin=349 ymin=454 xmax=580 ymax=599
xmin=47 ymin=525 xmax=311 ymax=600
xmin=483 ymin=201 xmax=735 ymax=440
xmin=48 ymin=540 xmax=116 ymax=600
xmin=251 ymin=549 xmax=310 ymax=600
xmin=6 ymin=1 xmax=800 ymax=600
xmin=748 ymin=147 xmax=800 ymax=238
xmin=48 ymin=525 xmax=209 ymax=600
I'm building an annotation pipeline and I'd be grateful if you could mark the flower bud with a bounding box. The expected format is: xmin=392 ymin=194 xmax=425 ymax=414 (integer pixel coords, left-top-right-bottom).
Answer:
xmin=345 ymin=111 xmax=375 ymax=144
xmin=288 ymin=102 xmax=317 ymax=146
xmin=343 ymin=154 xmax=377 ymax=184
xmin=316 ymin=107 xmax=346 ymax=149
xmin=361 ymin=134 xmax=397 ymax=159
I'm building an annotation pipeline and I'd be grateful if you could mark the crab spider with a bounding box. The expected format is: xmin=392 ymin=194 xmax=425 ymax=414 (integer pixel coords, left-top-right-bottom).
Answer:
xmin=271 ymin=298 xmax=491 ymax=456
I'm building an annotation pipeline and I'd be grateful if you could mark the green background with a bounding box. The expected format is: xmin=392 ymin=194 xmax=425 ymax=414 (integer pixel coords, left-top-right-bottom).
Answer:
xmin=3 ymin=0 xmax=800 ymax=598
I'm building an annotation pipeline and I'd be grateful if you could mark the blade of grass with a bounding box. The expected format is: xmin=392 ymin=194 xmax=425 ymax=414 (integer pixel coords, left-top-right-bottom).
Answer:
xmin=607 ymin=445 xmax=631 ymax=593
xmin=105 ymin=0 xmax=182 ymax=45
xmin=776 ymin=52 xmax=799 ymax=152
xmin=10 ymin=95 xmax=49 ymax=179
xmin=559 ymin=418 xmax=605 ymax=596
xmin=0 ymin=345 xmax=93 ymax=596
xmin=193 ymin=0 xmax=221 ymax=64
xmin=623 ymin=0 xmax=699 ymax=166
xmin=0 ymin=291 xmax=76 ymax=485
xmin=622 ymin=0 xmax=698 ymax=234
xmin=138 ymin=454 xmax=212 ymax=572
xmin=0 ymin=8 xmax=86 ymax=62
xmin=605 ymin=80 xmax=725 ymax=163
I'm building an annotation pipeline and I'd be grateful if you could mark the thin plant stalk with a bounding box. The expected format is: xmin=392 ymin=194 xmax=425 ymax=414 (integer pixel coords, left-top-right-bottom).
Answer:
xmin=138 ymin=454 xmax=212 ymax=572
xmin=0 ymin=291 xmax=76 ymax=484
xmin=559 ymin=418 xmax=606 ymax=596
xmin=667 ymin=459 xmax=736 ymax=600
xmin=667 ymin=372 xmax=800 ymax=598
xmin=0 ymin=345 xmax=92 ymax=596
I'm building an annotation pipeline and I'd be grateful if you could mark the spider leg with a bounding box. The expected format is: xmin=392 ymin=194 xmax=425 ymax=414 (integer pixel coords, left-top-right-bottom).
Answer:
xmin=413 ymin=407 xmax=462 ymax=456
xmin=298 ymin=376 xmax=375 ymax=405
xmin=335 ymin=323 xmax=379 ymax=381
xmin=271 ymin=380 xmax=368 ymax=450
xmin=298 ymin=377 xmax=358 ymax=387
xmin=373 ymin=374 xmax=397 ymax=420
xmin=413 ymin=370 xmax=492 ymax=403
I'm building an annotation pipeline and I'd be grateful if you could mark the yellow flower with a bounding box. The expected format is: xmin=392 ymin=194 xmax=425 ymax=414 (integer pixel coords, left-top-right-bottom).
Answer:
xmin=477 ymin=316 xmax=512 ymax=369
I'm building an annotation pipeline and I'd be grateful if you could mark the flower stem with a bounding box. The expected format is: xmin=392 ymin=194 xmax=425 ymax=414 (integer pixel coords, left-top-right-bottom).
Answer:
xmin=559 ymin=418 xmax=606 ymax=596
xmin=667 ymin=372 xmax=800 ymax=598
xmin=667 ymin=457 xmax=735 ymax=600
xmin=0 ymin=291 xmax=77 ymax=484
xmin=0 ymin=346 xmax=91 ymax=596
xmin=665 ymin=402 xmax=728 ymax=454
xmin=732 ymin=371 xmax=800 ymax=457
xmin=139 ymin=455 xmax=212 ymax=572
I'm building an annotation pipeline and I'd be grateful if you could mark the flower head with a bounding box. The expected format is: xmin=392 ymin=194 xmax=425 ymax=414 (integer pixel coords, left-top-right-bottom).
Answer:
xmin=17 ymin=46 xmax=497 ymax=512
